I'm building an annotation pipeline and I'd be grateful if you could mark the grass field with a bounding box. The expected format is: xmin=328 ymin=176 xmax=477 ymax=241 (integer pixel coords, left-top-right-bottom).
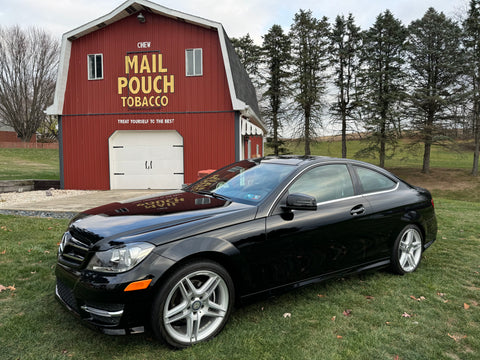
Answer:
xmin=0 ymin=143 xmax=479 ymax=359
xmin=1 ymin=138 xmax=477 ymax=182
xmin=0 ymin=199 xmax=479 ymax=359
xmin=285 ymin=138 xmax=480 ymax=202
xmin=282 ymin=138 xmax=475 ymax=169
xmin=0 ymin=148 xmax=59 ymax=180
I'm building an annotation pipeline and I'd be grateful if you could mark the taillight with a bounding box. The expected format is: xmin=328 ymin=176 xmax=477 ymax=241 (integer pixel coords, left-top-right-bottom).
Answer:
xmin=431 ymin=199 xmax=435 ymax=208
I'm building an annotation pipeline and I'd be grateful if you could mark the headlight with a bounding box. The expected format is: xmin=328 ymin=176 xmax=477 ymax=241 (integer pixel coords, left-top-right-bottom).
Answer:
xmin=86 ymin=242 xmax=155 ymax=273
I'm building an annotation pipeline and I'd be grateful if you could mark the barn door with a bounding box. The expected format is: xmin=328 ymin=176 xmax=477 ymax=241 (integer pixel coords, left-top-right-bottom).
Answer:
xmin=109 ymin=130 xmax=184 ymax=189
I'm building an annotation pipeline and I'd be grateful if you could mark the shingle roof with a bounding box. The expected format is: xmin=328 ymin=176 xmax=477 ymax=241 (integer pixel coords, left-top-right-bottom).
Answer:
xmin=223 ymin=30 xmax=260 ymax=118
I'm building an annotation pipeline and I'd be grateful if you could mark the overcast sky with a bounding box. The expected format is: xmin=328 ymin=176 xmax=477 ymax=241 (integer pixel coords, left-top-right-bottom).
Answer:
xmin=0 ymin=0 xmax=470 ymax=43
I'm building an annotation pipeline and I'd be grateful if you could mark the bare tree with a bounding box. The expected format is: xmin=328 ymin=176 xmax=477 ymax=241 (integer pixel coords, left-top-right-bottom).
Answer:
xmin=0 ymin=26 xmax=59 ymax=142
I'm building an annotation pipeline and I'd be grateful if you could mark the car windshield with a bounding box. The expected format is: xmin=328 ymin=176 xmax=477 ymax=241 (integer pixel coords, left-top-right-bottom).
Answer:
xmin=186 ymin=160 xmax=296 ymax=205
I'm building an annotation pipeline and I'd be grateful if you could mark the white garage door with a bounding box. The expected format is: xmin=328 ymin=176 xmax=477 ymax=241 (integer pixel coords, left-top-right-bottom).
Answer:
xmin=109 ymin=130 xmax=184 ymax=189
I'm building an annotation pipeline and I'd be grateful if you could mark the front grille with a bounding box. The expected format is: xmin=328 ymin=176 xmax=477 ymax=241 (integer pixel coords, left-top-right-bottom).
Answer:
xmin=56 ymin=279 xmax=79 ymax=313
xmin=57 ymin=281 xmax=123 ymax=326
xmin=58 ymin=232 xmax=89 ymax=268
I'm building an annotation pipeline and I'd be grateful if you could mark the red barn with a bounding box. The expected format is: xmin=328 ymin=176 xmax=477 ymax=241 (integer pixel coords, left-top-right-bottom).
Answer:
xmin=47 ymin=0 xmax=264 ymax=190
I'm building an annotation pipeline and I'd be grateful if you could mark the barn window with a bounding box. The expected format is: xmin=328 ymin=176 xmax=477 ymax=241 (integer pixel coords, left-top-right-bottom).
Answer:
xmin=88 ymin=54 xmax=103 ymax=80
xmin=185 ymin=48 xmax=203 ymax=76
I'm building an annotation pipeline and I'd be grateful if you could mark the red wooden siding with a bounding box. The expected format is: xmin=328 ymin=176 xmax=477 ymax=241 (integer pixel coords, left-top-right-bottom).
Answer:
xmin=61 ymin=11 xmax=240 ymax=189
xmin=250 ymin=136 xmax=263 ymax=158
xmin=243 ymin=135 xmax=263 ymax=160
xmin=61 ymin=112 xmax=236 ymax=189
xmin=63 ymin=13 xmax=232 ymax=115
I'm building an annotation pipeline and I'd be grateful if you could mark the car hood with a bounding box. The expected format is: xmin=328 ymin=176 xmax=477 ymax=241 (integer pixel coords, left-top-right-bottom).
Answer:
xmin=68 ymin=190 xmax=257 ymax=249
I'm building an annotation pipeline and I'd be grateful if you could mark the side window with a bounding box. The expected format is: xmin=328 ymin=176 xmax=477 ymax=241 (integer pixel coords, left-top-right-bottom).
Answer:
xmin=289 ymin=164 xmax=354 ymax=203
xmin=185 ymin=48 xmax=203 ymax=76
xmin=88 ymin=54 xmax=103 ymax=80
xmin=354 ymin=166 xmax=397 ymax=194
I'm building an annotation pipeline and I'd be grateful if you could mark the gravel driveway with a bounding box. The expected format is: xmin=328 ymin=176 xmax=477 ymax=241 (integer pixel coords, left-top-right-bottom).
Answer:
xmin=0 ymin=189 xmax=98 ymax=208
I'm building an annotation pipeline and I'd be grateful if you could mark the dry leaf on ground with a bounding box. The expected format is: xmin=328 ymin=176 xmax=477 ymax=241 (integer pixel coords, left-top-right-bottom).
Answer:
xmin=0 ymin=284 xmax=15 ymax=292
xmin=448 ymin=333 xmax=467 ymax=342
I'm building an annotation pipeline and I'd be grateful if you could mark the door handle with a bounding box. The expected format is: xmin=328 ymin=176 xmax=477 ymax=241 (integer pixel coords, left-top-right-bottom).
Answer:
xmin=350 ymin=205 xmax=365 ymax=216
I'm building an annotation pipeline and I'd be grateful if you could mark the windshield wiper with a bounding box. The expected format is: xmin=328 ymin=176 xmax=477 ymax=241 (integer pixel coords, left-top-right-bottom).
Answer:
xmin=194 ymin=190 xmax=230 ymax=201
xmin=211 ymin=192 xmax=230 ymax=201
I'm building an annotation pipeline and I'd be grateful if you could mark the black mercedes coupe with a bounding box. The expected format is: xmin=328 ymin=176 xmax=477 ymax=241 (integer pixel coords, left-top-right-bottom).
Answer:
xmin=55 ymin=156 xmax=437 ymax=348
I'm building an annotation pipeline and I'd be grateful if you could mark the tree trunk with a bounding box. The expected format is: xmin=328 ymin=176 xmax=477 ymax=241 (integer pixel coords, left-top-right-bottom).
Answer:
xmin=304 ymin=114 xmax=311 ymax=156
xmin=341 ymin=114 xmax=347 ymax=158
xmin=473 ymin=123 xmax=479 ymax=176
xmin=472 ymin=100 xmax=479 ymax=177
xmin=422 ymin=114 xmax=434 ymax=174
xmin=379 ymin=121 xmax=386 ymax=168
xmin=272 ymin=113 xmax=279 ymax=156
xmin=472 ymin=141 xmax=479 ymax=177
xmin=340 ymin=63 xmax=347 ymax=159
xmin=422 ymin=142 xmax=431 ymax=174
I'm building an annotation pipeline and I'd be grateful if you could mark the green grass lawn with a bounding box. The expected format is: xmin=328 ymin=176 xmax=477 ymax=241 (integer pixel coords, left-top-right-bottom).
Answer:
xmin=283 ymin=139 xmax=475 ymax=169
xmin=0 ymin=148 xmax=59 ymax=180
xmin=0 ymin=138 xmax=477 ymax=182
xmin=0 ymin=139 xmax=478 ymax=358
xmin=0 ymin=198 xmax=479 ymax=359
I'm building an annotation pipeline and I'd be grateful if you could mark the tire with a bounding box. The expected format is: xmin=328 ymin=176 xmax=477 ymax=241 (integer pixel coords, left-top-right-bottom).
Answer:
xmin=391 ymin=225 xmax=423 ymax=275
xmin=151 ymin=260 xmax=234 ymax=348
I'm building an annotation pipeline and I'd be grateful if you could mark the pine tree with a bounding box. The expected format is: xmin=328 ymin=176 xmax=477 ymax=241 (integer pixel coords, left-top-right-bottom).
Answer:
xmin=407 ymin=8 xmax=464 ymax=174
xmin=357 ymin=10 xmax=407 ymax=168
xmin=230 ymin=33 xmax=261 ymax=86
xmin=261 ymin=25 xmax=291 ymax=156
xmin=329 ymin=14 xmax=361 ymax=158
xmin=290 ymin=10 xmax=330 ymax=155
xmin=464 ymin=0 xmax=480 ymax=176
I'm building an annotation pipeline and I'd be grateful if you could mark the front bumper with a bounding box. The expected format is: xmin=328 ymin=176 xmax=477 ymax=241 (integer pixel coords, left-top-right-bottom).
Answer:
xmin=55 ymin=280 xmax=142 ymax=335
xmin=54 ymin=252 xmax=175 ymax=335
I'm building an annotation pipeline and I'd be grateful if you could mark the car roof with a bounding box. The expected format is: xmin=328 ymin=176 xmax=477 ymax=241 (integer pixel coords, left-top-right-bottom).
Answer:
xmin=258 ymin=155 xmax=401 ymax=180
xmin=260 ymin=155 xmax=345 ymax=166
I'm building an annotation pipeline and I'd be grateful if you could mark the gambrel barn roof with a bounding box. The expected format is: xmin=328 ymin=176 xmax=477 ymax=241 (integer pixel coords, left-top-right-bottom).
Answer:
xmin=47 ymin=0 xmax=263 ymax=130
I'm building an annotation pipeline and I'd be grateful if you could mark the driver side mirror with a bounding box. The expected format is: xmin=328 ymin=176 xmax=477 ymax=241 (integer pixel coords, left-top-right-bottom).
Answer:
xmin=284 ymin=193 xmax=317 ymax=211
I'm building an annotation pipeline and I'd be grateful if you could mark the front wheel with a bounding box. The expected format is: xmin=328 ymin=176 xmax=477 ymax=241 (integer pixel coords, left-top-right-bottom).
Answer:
xmin=151 ymin=260 xmax=234 ymax=348
xmin=391 ymin=225 xmax=423 ymax=275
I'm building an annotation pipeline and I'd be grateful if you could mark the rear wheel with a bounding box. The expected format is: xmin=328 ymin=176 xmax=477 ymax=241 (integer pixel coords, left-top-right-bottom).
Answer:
xmin=151 ymin=260 xmax=234 ymax=348
xmin=391 ymin=225 xmax=423 ymax=275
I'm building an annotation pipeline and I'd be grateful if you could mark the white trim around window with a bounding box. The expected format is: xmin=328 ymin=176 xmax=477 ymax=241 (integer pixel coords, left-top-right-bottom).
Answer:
xmin=185 ymin=48 xmax=203 ymax=76
xmin=87 ymin=53 xmax=103 ymax=80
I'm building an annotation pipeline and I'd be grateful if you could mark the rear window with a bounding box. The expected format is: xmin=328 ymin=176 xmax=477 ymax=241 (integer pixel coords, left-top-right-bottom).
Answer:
xmin=354 ymin=166 xmax=397 ymax=194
